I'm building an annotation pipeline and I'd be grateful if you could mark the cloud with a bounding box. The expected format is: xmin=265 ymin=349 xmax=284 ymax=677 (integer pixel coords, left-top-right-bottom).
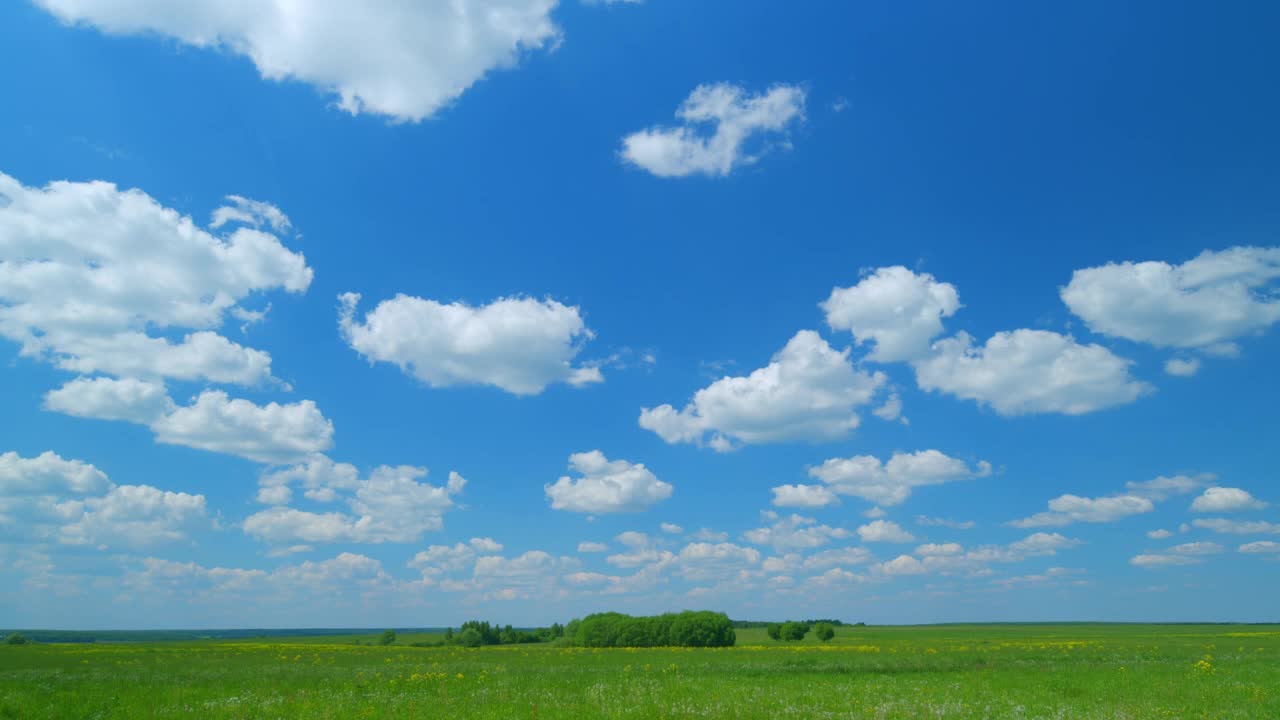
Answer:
xmin=0 ymin=451 xmax=110 ymax=496
xmin=1164 ymin=358 xmax=1201 ymax=377
xmin=742 ymin=512 xmax=850 ymax=551
xmin=639 ymin=331 xmax=886 ymax=450
xmin=770 ymin=484 xmax=840 ymax=509
xmin=44 ymin=377 xmax=175 ymax=425
xmin=544 ymin=451 xmax=672 ymax=514
xmin=807 ymin=450 xmax=990 ymax=506
xmin=339 ymin=292 xmax=600 ymax=396
xmin=915 ymin=515 xmax=976 ymax=530
xmin=1130 ymin=553 xmax=1203 ymax=568
xmin=1124 ymin=474 xmax=1214 ymax=502
xmin=856 ymin=520 xmax=914 ymax=543
xmin=1168 ymin=541 xmax=1224 ymax=556
xmin=914 ymin=543 xmax=963 ymax=556
xmin=822 ymin=266 xmax=961 ymax=362
xmin=577 ymin=541 xmax=608 ymax=553
xmin=876 ymin=555 xmax=927 ymax=576
xmin=1147 ymin=529 xmax=1174 ymax=539
xmin=1189 ymin=487 xmax=1268 ymax=513
xmin=152 ymin=391 xmax=334 ymax=464
xmin=1239 ymin=541 xmax=1280 ymax=554
xmin=35 ymin=0 xmax=562 ymax=122
xmin=243 ymin=464 xmax=464 ymax=544
xmin=620 ymin=83 xmax=805 ymax=177
xmin=57 ymin=484 xmax=207 ymax=549
xmin=1010 ymin=494 xmax=1154 ymax=528
xmin=660 ymin=522 xmax=683 ymax=534
xmin=1191 ymin=518 xmax=1280 ymax=535
xmin=1007 ymin=532 xmax=1082 ymax=554
xmin=1061 ymin=246 xmax=1280 ymax=349
xmin=0 ymin=171 xmax=309 ymax=386
xmin=0 ymin=450 xmax=206 ymax=549
xmin=914 ymin=329 xmax=1150 ymax=416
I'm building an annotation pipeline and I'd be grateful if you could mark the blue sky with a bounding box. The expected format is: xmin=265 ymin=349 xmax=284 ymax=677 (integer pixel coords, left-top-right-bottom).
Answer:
xmin=2 ymin=1 xmax=1278 ymax=629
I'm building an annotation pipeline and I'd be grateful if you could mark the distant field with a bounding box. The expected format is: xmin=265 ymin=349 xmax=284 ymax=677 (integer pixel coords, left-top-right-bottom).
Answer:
xmin=3 ymin=624 xmax=1278 ymax=718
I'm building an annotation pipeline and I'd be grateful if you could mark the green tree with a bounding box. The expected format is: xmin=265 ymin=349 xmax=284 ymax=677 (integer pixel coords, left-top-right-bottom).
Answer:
xmin=780 ymin=621 xmax=810 ymax=641
xmin=459 ymin=628 xmax=484 ymax=648
xmin=443 ymin=627 xmax=454 ymax=644
xmin=378 ymin=629 xmax=396 ymax=646
xmin=5 ymin=633 xmax=27 ymax=645
xmin=813 ymin=622 xmax=835 ymax=642
xmin=766 ymin=623 xmax=782 ymax=641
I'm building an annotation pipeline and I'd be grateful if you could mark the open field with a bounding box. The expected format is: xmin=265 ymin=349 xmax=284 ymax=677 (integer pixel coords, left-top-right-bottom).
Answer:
xmin=2 ymin=624 xmax=1278 ymax=718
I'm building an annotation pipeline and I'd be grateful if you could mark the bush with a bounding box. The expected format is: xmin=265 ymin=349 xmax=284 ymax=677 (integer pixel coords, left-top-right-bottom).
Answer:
xmin=4 ymin=633 xmax=27 ymax=646
xmin=766 ymin=623 xmax=782 ymax=641
xmin=813 ymin=622 xmax=835 ymax=642
xmin=378 ymin=629 xmax=396 ymax=646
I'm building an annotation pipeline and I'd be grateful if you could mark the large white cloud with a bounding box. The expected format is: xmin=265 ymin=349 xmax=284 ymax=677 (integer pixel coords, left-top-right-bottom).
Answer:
xmin=914 ymin=329 xmax=1150 ymax=416
xmin=639 ymin=331 xmax=886 ymax=450
xmin=35 ymin=0 xmax=562 ymax=122
xmin=1124 ymin=474 xmax=1214 ymax=502
xmin=339 ymin=292 xmax=601 ymax=396
xmin=1189 ymin=487 xmax=1268 ymax=513
xmin=152 ymin=391 xmax=334 ymax=464
xmin=0 ymin=171 xmax=310 ymax=386
xmin=544 ymin=451 xmax=672 ymax=514
xmin=1010 ymin=494 xmax=1154 ymax=528
xmin=821 ymin=266 xmax=961 ymax=362
xmin=0 ymin=450 xmax=206 ymax=549
xmin=821 ymin=266 xmax=1149 ymax=416
xmin=1061 ymin=246 xmax=1280 ymax=349
xmin=244 ymin=464 xmax=465 ymax=545
xmin=770 ymin=484 xmax=840 ymax=509
xmin=621 ymin=83 xmax=805 ymax=177
xmin=805 ymin=449 xmax=990 ymax=506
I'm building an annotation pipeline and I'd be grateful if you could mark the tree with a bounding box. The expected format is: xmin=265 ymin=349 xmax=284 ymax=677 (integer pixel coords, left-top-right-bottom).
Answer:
xmin=378 ymin=629 xmax=396 ymax=646
xmin=5 ymin=633 xmax=27 ymax=645
xmin=766 ymin=623 xmax=782 ymax=641
xmin=813 ymin=622 xmax=835 ymax=642
xmin=444 ymin=628 xmax=454 ymax=644
xmin=458 ymin=628 xmax=484 ymax=648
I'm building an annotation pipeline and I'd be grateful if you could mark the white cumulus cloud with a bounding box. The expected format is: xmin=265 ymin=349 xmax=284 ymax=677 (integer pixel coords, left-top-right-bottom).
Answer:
xmin=0 ymin=171 xmax=309 ymax=386
xmin=639 ymin=331 xmax=886 ymax=450
xmin=544 ymin=451 xmax=672 ymax=513
xmin=339 ymin=292 xmax=601 ymax=396
xmin=770 ymin=484 xmax=840 ymax=509
xmin=35 ymin=0 xmax=562 ymax=122
xmin=807 ymin=450 xmax=990 ymax=506
xmin=621 ymin=83 xmax=805 ymax=178
xmin=152 ymin=391 xmax=334 ymax=464
xmin=1189 ymin=487 xmax=1268 ymax=513
xmin=1010 ymin=494 xmax=1154 ymax=528
xmin=856 ymin=519 xmax=914 ymax=543
xmin=822 ymin=266 xmax=961 ymax=362
xmin=1061 ymin=246 xmax=1280 ymax=349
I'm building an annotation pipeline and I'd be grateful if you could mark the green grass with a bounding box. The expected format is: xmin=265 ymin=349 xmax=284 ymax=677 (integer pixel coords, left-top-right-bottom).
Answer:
xmin=2 ymin=624 xmax=1277 ymax=718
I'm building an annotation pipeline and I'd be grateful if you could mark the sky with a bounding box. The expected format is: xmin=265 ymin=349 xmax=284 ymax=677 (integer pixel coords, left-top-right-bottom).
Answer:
xmin=1 ymin=1 xmax=1279 ymax=629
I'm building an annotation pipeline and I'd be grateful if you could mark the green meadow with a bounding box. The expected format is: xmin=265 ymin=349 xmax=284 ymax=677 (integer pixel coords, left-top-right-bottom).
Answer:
xmin=3 ymin=624 xmax=1278 ymax=719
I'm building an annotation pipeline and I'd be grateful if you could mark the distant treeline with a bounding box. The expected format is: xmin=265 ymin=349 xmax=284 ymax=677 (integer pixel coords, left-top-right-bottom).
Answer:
xmin=561 ymin=611 xmax=735 ymax=648
xmin=733 ymin=619 xmax=858 ymax=629
xmin=419 ymin=621 xmax=565 ymax=648
xmin=1 ymin=628 xmax=452 ymax=644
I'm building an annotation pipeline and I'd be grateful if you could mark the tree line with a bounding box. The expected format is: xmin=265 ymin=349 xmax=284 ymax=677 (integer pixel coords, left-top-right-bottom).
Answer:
xmin=561 ymin=611 xmax=736 ymax=648
xmin=766 ymin=620 xmax=837 ymax=642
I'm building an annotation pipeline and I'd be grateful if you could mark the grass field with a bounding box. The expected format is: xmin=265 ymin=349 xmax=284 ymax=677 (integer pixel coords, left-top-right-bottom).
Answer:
xmin=3 ymin=624 xmax=1278 ymax=718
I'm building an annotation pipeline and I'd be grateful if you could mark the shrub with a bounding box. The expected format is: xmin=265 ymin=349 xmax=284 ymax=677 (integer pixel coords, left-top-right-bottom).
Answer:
xmin=813 ymin=622 xmax=835 ymax=642
xmin=4 ymin=633 xmax=27 ymax=646
xmin=378 ymin=629 xmax=396 ymax=646
xmin=766 ymin=623 xmax=782 ymax=641
xmin=458 ymin=628 xmax=484 ymax=648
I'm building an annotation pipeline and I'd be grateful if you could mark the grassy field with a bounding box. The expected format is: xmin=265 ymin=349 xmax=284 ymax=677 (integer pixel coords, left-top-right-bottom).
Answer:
xmin=2 ymin=624 xmax=1278 ymax=718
